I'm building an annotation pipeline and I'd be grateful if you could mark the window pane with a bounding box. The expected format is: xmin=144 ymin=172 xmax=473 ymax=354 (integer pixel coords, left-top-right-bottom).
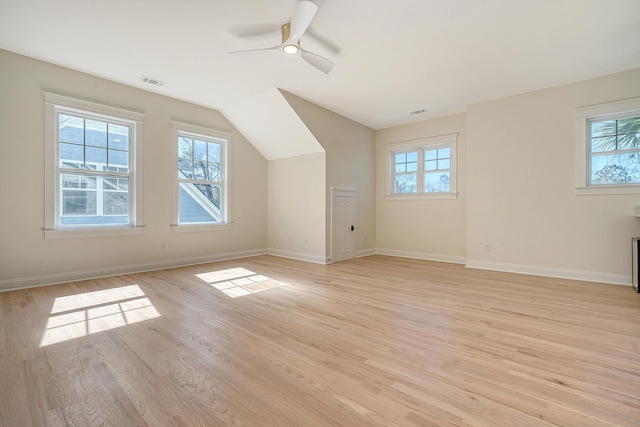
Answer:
xmin=395 ymin=153 xmax=406 ymax=164
xmin=438 ymin=147 xmax=450 ymax=158
xmin=591 ymin=152 xmax=640 ymax=185
xmin=108 ymin=124 xmax=129 ymax=150
xmin=208 ymin=142 xmax=221 ymax=162
xmin=193 ymin=140 xmax=207 ymax=161
xmin=424 ymin=149 xmax=437 ymax=161
xmin=178 ymin=158 xmax=193 ymax=178
xmin=86 ymin=146 xmax=107 ymax=170
xmin=425 ymin=160 xmax=437 ymax=171
xmin=178 ymin=137 xmax=192 ymax=158
xmin=438 ymin=159 xmax=451 ymax=169
xmin=62 ymin=190 xmax=97 ymax=215
xmin=59 ymin=115 xmax=84 ymax=144
xmin=108 ymin=149 xmax=128 ymax=170
xmin=61 ymin=174 xmax=96 ymax=189
xmin=193 ymin=161 xmax=207 ymax=180
xmin=407 ymin=161 xmax=418 ymax=172
xmin=208 ymin=162 xmax=220 ymax=181
xmin=394 ymin=174 xmax=416 ymax=193
xmin=59 ymin=142 xmax=84 ymax=166
xmin=406 ymin=151 xmax=418 ymax=162
xmin=618 ymin=117 xmax=640 ymax=131
xmin=103 ymin=191 xmax=128 ymax=215
xmin=104 ymin=178 xmax=128 ymax=191
xmin=85 ymin=120 xmax=107 ymax=148
xmin=425 ymin=171 xmax=450 ymax=192
xmin=617 ymin=133 xmax=640 ymax=150
xmin=395 ymin=163 xmax=406 ymax=173
xmin=591 ymin=136 xmax=613 ymax=153
xmin=591 ymin=120 xmax=616 ymax=138
xmin=178 ymin=182 xmax=221 ymax=224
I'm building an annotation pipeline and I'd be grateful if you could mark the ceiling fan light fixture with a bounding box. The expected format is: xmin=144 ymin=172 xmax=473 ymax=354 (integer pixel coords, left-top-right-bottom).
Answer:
xmin=283 ymin=44 xmax=299 ymax=54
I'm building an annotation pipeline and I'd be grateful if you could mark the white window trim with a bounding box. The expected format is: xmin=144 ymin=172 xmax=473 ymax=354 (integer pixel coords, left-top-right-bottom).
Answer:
xmin=43 ymin=92 xmax=145 ymax=239
xmin=170 ymin=120 xmax=232 ymax=233
xmin=575 ymin=97 xmax=640 ymax=196
xmin=385 ymin=133 xmax=458 ymax=200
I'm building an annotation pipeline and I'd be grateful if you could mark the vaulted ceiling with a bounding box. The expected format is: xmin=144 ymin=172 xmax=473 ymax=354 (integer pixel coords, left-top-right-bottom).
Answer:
xmin=2 ymin=0 xmax=639 ymax=158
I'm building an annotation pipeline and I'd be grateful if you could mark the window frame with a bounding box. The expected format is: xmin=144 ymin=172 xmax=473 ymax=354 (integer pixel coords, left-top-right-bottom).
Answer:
xmin=170 ymin=121 xmax=232 ymax=232
xmin=43 ymin=93 xmax=145 ymax=239
xmin=575 ymin=97 xmax=640 ymax=195
xmin=386 ymin=133 xmax=458 ymax=200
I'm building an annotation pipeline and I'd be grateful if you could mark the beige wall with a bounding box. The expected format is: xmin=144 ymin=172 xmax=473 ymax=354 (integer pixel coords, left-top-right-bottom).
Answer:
xmin=376 ymin=113 xmax=467 ymax=262
xmin=267 ymin=153 xmax=326 ymax=263
xmin=0 ymin=50 xmax=268 ymax=288
xmin=466 ymin=68 xmax=640 ymax=282
xmin=281 ymin=91 xmax=376 ymax=258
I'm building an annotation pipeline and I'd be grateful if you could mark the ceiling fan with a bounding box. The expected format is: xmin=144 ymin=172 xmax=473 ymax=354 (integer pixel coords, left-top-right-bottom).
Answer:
xmin=229 ymin=0 xmax=334 ymax=74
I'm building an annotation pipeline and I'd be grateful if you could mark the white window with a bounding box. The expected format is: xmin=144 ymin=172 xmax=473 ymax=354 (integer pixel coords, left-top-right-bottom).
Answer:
xmin=44 ymin=93 xmax=144 ymax=239
xmin=576 ymin=97 xmax=640 ymax=195
xmin=386 ymin=133 xmax=457 ymax=200
xmin=171 ymin=121 xmax=231 ymax=232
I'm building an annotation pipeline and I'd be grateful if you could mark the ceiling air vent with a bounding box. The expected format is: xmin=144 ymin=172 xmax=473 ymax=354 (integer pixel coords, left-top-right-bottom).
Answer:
xmin=409 ymin=109 xmax=427 ymax=115
xmin=141 ymin=76 xmax=165 ymax=87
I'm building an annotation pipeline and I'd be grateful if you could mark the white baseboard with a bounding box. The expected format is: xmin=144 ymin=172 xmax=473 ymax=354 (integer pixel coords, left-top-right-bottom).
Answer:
xmin=355 ymin=248 xmax=376 ymax=258
xmin=267 ymin=248 xmax=328 ymax=265
xmin=465 ymin=259 xmax=631 ymax=286
xmin=0 ymin=248 xmax=268 ymax=292
xmin=375 ymin=248 xmax=466 ymax=265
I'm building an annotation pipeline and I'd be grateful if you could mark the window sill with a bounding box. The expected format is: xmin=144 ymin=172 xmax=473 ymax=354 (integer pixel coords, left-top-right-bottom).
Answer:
xmin=171 ymin=223 xmax=232 ymax=233
xmin=385 ymin=193 xmax=458 ymax=201
xmin=44 ymin=226 xmax=144 ymax=240
xmin=575 ymin=185 xmax=640 ymax=196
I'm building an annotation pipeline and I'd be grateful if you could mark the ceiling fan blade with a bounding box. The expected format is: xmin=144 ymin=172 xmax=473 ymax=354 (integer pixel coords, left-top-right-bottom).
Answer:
xmin=288 ymin=0 xmax=318 ymax=42
xmin=300 ymin=48 xmax=334 ymax=74
xmin=228 ymin=45 xmax=281 ymax=55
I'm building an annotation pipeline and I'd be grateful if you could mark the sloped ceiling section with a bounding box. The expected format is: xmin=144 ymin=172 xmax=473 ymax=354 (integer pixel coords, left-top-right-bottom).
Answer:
xmin=223 ymin=88 xmax=324 ymax=160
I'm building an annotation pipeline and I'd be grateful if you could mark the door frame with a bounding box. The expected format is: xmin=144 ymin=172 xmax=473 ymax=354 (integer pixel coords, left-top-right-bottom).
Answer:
xmin=330 ymin=187 xmax=357 ymax=263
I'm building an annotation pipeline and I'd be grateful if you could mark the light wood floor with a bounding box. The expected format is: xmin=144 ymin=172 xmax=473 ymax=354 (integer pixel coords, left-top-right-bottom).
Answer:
xmin=1 ymin=255 xmax=639 ymax=426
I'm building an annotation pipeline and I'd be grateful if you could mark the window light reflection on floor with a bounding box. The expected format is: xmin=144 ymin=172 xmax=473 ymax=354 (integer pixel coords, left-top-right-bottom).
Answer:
xmin=195 ymin=267 xmax=285 ymax=298
xmin=40 ymin=284 xmax=160 ymax=347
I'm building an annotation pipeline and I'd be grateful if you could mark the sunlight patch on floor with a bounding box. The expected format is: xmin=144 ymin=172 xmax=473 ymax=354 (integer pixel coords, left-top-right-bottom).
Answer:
xmin=40 ymin=284 xmax=160 ymax=347
xmin=195 ymin=267 xmax=285 ymax=298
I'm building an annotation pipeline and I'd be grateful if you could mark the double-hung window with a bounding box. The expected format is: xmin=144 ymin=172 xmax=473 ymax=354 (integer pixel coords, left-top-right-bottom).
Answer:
xmin=576 ymin=97 xmax=640 ymax=195
xmin=44 ymin=93 xmax=144 ymax=238
xmin=171 ymin=121 xmax=231 ymax=231
xmin=386 ymin=133 xmax=457 ymax=199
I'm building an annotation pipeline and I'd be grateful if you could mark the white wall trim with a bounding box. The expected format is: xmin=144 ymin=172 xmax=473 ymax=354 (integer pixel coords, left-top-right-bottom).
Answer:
xmin=0 ymin=248 xmax=267 ymax=292
xmin=267 ymin=248 xmax=328 ymax=265
xmin=465 ymin=259 xmax=631 ymax=286
xmin=355 ymin=249 xmax=376 ymax=258
xmin=375 ymin=248 xmax=466 ymax=264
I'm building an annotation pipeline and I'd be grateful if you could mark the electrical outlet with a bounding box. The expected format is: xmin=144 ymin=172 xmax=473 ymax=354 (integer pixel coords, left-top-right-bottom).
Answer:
xmin=484 ymin=243 xmax=491 ymax=252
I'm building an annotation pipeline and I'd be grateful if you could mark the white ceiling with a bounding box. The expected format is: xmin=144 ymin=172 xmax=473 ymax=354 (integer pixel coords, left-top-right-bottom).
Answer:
xmin=1 ymin=0 xmax=639 ymax=133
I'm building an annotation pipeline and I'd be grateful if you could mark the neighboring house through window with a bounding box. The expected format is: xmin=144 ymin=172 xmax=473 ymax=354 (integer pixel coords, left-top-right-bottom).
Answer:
xmin=386 ymin=133 xmax=458 ymax=200
xmin=44 ymin=93 xmax=144 ymax=239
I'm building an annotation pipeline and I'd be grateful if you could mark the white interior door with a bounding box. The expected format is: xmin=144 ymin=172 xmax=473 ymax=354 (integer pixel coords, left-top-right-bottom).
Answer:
xmin=332 ymin=194 xmax=356 ymax=262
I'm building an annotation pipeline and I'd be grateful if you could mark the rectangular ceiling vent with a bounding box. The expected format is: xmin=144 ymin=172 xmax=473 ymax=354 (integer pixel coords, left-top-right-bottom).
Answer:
xmin=409 ymin=109 xmax=427 ymax=115
xmin=141 ymin=76 xmax=165 ymax=87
